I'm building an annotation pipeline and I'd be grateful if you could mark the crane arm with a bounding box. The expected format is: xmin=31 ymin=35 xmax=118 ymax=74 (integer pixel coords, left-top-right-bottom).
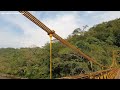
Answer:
xmin=19 ymin=11 xmax=106 ymax=68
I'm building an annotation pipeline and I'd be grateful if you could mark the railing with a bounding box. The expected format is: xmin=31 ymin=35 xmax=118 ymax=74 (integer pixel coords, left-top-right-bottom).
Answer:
xmin=59 ymin=68 xmax=119 ymax=79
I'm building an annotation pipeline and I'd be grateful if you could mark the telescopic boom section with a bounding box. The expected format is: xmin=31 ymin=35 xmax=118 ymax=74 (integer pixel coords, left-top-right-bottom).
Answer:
xmin=19 ymin=11 xmax=106 ymax=68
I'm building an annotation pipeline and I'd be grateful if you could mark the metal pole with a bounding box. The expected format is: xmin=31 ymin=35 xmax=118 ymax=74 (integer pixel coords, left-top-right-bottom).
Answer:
xmin=49 ymin=34 xmax=52 ymax=79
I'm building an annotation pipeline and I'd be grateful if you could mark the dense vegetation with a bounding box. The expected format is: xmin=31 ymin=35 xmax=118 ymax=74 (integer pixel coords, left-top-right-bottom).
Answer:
xmin=0 ymin=18 xmax=120 ymax=79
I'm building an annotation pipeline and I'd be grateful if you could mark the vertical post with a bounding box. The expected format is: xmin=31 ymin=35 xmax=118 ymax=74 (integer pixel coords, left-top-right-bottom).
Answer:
xmin=49 ymin=34 xmax=52 ymax=79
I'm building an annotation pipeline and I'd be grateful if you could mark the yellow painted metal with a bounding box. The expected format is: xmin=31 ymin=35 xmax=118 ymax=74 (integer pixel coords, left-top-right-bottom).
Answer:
xmin=95 ymin=76 xmax=99 ymax=79
xmin=100 ymin=75 xmax=104 ymax=79
xmin=103 ymin=74 xmax=107 ymax=79
xmin=89 ymin=73 xmax=93 ymax=79
xmin=106 ymin=74 xmax=110 ymax=79
xmin=49 ymin=34 xmax=53 ymax=79
xmin=107 ymin=73 xmax=111 ymax=79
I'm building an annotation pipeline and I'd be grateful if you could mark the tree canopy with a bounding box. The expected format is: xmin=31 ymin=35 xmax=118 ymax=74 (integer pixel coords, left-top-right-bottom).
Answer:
xmin=0 ymin=18 xmax=120 ymax=78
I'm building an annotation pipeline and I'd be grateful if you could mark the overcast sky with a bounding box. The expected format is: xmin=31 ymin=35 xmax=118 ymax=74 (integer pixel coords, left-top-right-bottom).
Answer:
xmin=0 ymin=11 xmax=120 ymax=48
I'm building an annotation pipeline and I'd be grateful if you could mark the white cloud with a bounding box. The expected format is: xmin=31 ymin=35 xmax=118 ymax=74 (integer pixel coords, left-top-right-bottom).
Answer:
xmin=1 ymin=11 xmax=120 ymax=48
xmin=0 ymin=11 xmax=49 ymax=48
xmin=82 ymin=11 xmax=120 ymax=30
xmin=86 ymin=11 xmax=94 ymax=14
xmin=0 ymin=29 xmax=23 ymax=48
xmin=35 ymin=11 xmax=86 ymax=46
xmin=91 ymin=11 xmax=120 ymax=24
xmin=0 ymin=11 xmax=84 ymax=48
xmin=42 ymin=12 xmax=81 ymax=39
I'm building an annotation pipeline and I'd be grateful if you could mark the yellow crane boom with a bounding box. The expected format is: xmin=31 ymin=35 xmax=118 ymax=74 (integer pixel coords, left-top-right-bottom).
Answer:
xmin=19 ymin=11 xmax=106 ymax=68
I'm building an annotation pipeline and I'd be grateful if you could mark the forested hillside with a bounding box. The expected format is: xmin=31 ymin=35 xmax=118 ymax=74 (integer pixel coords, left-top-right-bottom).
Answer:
xmin=0 ymin=18 xmax=120 ymax=79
